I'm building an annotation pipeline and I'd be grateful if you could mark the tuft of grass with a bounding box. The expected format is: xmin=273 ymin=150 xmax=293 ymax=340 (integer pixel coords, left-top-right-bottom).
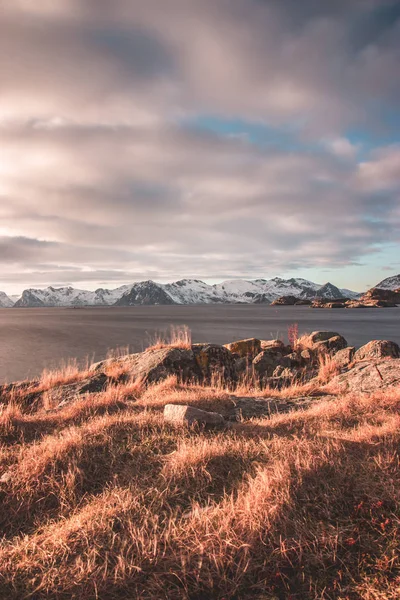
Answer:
xmin=37 ymin=359 xmax=91 ymax=392
xmin=146 ymin=325 xmax=192 ymax=351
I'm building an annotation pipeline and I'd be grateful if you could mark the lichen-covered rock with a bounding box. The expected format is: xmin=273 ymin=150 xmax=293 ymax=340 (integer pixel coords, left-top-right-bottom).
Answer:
xmin=224 ymin=338 xmax=261 ymax=359
xmin=45 ymin=373 xmax=109 ymax=409
xmin=92 ymin=348 xmax=198 ymax=384
xmin=300 ymin=348 xmax=315 ymax=363
xmin=300 ymin=331 xmax=347 ymax=354
xmin=333 ymin=347 xmax=355 ymax=369
xmin=354 ymin=340 xmax=400 ymax=361
xmin=281 ymin=352 xmax=300 ymax=367
xmin=89 ymin=353 xmax=141 ymax=374
xmin=252 ymin=348 xmax=286 ymax=379
xmin=331 ymin=359 xmax=400 ymax=392
xmin=163 ymin=404 xmax=225 ymax=427
xmin=193 ymin=344 xmax=236 ymax=383
xmin=260 ymin=339 xmax=291 ymax=354
xmin=314 ymin=335 xmax=348 ymax=354
xmin=308 ymin=331 xmax=345 ymax=344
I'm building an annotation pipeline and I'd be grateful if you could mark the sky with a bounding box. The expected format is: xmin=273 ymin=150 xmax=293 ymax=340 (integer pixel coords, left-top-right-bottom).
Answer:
xmin=0 ymin=0 xmax=400 ymax=295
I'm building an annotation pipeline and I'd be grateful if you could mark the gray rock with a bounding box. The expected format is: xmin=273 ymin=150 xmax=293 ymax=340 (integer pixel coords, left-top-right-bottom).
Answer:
xmin=252 ymin=348 xmax=285 ymax=378
xmin=354 ymin=340 xmax=400 ymax=361
xmin=224 ymin=338 xmax=261 ymax=359
xmin=193 ymin=344 xmax=237 ymax=383
xmin=314 ymin=335 xmax=348 ymax=354
xmin=260 ymin=339 xmax=286 ymax=351
xmin=331 ymin=359 xmax=400 ymax=392
xmin=45 ymin=373 xmax=108 ymax=408
xmin=333 ymin=347 xmax=355 ymax=369
xmin=308 ymin=331 xmax=345 ymax=344
xmin=91 ymin=344 xmax=237 ymax=386
xmin=300 ymin=331 xmax=348 ymax=355
xmin=163 ymin=404 xmax=225 ymax=427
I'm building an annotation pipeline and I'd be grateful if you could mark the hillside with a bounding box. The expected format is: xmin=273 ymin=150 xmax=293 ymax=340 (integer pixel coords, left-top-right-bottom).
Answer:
xmin=0 ymin=331 xmax=399 ymax=598
xmin=375 ymin=274 xmax=400 ymax=290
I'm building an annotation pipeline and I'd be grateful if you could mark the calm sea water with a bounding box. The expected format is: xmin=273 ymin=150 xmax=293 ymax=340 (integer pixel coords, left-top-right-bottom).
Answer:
xmin=0 ymin=305 xmax=399 ymax=383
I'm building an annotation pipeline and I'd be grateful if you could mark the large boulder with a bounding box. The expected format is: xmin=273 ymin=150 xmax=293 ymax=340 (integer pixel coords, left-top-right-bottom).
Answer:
xmin=260 ymin=339 xmax=291 ymax=353
xmin=91 ymin=347 xmax=199 ymax=385
xmin=44 ymin=373 xmax=108 ymax=409
xmin=252 ymin=347 xmax=287 ymax=379
xmin=192 ymin=344 xmax=236 ymax=383
xmin=299 ymin=331 xmax=347 ymax=354
xmin=354 ymin=340 xmax=400 ymax=361
xmin=224 ymin=338 xmax=261 ymax=360
xmin=331 ymin=359 xmax=400 ymax=392
xmin=163 ymin=404 xmax=224 ymax=427
xmin=90 ymin=345 xmax=237 ymax=386
xmin=333 ymin=347 xmax=355 ymax=369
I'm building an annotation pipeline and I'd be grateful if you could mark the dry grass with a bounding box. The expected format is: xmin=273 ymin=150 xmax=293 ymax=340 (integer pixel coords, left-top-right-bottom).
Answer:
xmin=0 ymin=360 xmax=399 ymax=599
xmin=37 ymin=358 xmax=91 ymax=392
xmin=146 ymin=324 xmax=192 ymax=350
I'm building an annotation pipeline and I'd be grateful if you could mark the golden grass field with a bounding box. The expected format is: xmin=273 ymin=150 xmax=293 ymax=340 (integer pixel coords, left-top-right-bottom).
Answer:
xmin=0 ymin=347 xmax=399 ymax=599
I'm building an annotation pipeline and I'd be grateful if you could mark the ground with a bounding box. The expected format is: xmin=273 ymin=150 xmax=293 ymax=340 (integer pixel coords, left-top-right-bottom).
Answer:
xmin=0 ymin=353 xmax=399 ymax=599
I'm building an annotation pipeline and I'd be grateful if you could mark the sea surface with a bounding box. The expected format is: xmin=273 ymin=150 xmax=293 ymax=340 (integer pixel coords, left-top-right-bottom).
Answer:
xmin=0 ymin=305 xmax=399 ymax=383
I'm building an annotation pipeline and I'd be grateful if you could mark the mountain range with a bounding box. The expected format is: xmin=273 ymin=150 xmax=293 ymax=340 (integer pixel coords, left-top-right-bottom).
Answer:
xmin=0 ymin=274 xmax=398 ymax=308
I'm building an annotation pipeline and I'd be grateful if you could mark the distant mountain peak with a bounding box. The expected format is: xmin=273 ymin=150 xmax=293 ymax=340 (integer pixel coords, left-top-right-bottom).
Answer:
xmin=9 ymin=277 xmax=360 ymax=307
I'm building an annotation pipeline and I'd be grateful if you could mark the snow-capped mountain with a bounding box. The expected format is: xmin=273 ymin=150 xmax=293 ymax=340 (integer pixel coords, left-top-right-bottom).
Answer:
xmin=10 ymin=278 xmax=359 ymax=307
xmin=115 ymin=281 xmax=175 ymax=306
xmin=13 ymin=285 xmax=131 ymax=308
xmin=0 ymin=291 xmax=14 ymax=308
xmin=375 ymin=274 xmax=400 ymax=290
xmin=315 ymin=282 xmax=346 ymax=299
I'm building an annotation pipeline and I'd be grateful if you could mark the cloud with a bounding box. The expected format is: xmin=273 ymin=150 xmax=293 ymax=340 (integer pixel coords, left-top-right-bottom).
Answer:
xmin=0 ymin=0 xmax=399 ymax=291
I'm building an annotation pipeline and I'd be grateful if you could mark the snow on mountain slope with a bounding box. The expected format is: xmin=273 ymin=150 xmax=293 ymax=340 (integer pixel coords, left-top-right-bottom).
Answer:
xmin=12 ymin=278 xmax=359 ymax=306
xmin=315 ymin=282 xmax=345 ymax=299
xmin=13 ymin=285 xmax=130 ymax=307
xmin=375 ymin=274 xmax=400 ymax=291
xmin=212 ymin=279 xmax=271 ymax=303
xmin=262 ymin=277 xmax=320 ymax=300
xmin=0 ymin=291 xmax=14 ymax=308
xmin=165 ymin=280 xmax=222 ymax=304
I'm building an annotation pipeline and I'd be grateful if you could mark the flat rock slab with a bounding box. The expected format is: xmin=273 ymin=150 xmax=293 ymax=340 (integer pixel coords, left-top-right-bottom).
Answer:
xmin=46 ymin=373 xmax=108 ymax=409
xmin=164 ymin=404 xmax=225 ymax=427
xmin=332 ymin=359 xmax=400 ymax=392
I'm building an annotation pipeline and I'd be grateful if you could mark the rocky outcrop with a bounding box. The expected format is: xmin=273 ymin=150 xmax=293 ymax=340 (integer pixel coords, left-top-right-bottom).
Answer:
xmin=3 ymin=332 xmax=399 ymax=412
xmin=44 ymin=373 xmax=108 ymax=408
xmin=359 ymin=287 xmax=400 ymax=307
xmin=332 ymin=347 xmax=355 ymax=368
xmin=271 ymin=295 xmax=298 ymax=306
xmin=164 ymin=404 xmax=225 ymax=427
xmin=92 ymin=344 xmax=236 ymax=386
xmin=331 ymin=359 xmax=400 ymax=392
xmin=192 ymin=344 xmax=236 ymax=383
xmin=225 ymin=338 xmax=261 ymax=359
xmin=312 ymin=299 xmax=348 ymax=309
xmin=354 ymin=340 xmax=400 ymax=361
xmin=298 ymin=331 xmax=348 ymax=354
